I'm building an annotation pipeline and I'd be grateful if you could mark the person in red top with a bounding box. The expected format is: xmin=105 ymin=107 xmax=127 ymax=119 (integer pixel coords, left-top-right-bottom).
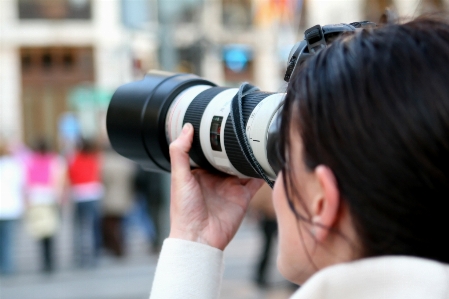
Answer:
xmin=67 ymin=138 xmax=103 ymax=268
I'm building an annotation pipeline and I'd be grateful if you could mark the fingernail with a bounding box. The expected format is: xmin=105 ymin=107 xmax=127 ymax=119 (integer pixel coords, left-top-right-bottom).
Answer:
xmin=182 ymin=123 xmax=191 ymax=133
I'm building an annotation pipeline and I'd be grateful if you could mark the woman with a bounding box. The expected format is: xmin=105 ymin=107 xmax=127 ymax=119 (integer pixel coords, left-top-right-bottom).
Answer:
xmin=101 ymin=145 xmax=136 ymax=257
xmin=150 ymin=17 xmax=449 ymax=298
xmin=24 ymin=138 xmax=65 ymax=273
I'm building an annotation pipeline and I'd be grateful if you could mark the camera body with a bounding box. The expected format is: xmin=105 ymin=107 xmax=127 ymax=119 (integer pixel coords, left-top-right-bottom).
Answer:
xmin=106 ymin=22 xmax=375 ymax=182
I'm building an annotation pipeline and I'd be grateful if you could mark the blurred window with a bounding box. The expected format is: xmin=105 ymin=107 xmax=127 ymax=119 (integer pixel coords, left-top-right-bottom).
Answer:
xmin=222 ymin=0 xmax=252 ymax=30
xmin=21 ymin=52 xmax=32 ymax=71
xmin=178 ymin=5 xmax=201 ymax=23
xmin=18 ymin=0 xmax=92 ymax=20
xmin=20 ymin=47 xmax=93 ymax=79
xmin=42 ymin=52 xmax=53 ymax=71
xmin=177 ymin=45 xmax=203 ymax=75
xmin=63 ymin=52 xmax=75 ymax=70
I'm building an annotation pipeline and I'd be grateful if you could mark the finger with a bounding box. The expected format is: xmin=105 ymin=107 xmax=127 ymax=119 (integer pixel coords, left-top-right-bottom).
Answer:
xmin=238 ymin=178 xmax=251 ymax=185
xmin=170 ymin=123 xmax=194 ymax=181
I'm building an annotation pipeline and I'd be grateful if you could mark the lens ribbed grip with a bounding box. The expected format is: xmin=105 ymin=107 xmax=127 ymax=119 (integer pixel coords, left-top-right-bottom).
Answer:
xmin=183 ymin=87 xmax=229 ymax=171
xmin=224 ymin=92 xmax=274 ymax=177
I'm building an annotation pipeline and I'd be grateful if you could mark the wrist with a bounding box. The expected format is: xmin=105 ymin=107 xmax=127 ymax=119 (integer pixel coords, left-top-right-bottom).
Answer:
xmin=169 ymin=229 xmax=209 ymax=246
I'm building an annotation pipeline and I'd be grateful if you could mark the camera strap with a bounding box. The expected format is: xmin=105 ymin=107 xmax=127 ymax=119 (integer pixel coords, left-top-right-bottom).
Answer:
xmin=230 ymin=83 xmax=275 ymax=188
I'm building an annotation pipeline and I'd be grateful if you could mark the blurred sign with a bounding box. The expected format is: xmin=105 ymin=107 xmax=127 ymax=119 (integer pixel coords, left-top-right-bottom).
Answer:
xmin=223 ymin=44 xmax=253 ymax=73
xmin=69 ymin=86 xmax=111 ymax=109
xmin=222 ymin=44 xmax=254 ymax=85
xmin=69 ymin=86 xmax=112 ymax=138
xmin=223 ymin=45 xmax=253 ymax=73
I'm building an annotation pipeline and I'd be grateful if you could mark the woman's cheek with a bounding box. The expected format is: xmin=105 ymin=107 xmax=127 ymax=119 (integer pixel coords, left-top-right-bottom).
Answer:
xmin=272 ymin=173 xmax=315 ymax=285
xmin=273 ymin=175 xmax=299 ymax=280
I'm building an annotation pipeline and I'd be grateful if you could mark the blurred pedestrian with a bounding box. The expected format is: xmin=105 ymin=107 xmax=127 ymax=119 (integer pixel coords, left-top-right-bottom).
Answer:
xmin=132 ymin=167 xmax=162 ymax=253
xmin=0 ymin=140 xmax=25 ymax=275
xmin=249 ymin=183 xmax=277 ymax=287
xmin=101 ymin=146 xmax=136 ymax=257
xmin=24 ymin=137 xmax=65 ymax=273
xmin=68 ymin=138 xmax=103 ymax=267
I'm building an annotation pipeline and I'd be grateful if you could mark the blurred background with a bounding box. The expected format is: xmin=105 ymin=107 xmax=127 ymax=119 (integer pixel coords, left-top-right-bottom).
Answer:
xmin=0 ymin=0 xmax=447 ymax=298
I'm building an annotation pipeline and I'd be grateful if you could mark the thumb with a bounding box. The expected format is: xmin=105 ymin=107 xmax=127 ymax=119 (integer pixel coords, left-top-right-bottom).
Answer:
xmin=169 ymin=123 xmax=194 ymax=181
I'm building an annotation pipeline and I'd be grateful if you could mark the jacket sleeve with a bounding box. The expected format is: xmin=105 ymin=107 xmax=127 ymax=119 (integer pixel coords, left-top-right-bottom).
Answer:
xmin=149 ymin=238 xmax=225 ymax=299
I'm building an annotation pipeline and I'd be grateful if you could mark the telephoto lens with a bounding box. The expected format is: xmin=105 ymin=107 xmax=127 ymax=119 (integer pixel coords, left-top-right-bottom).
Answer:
xmin=106 ymin=22 xmax=373 ymax=183
xmin=107 ymin=70 xmax=284 ymax=181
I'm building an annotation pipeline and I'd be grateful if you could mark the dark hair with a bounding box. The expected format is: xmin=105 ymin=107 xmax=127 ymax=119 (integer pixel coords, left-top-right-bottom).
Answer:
xmin=280 ymin=16 xmax=449 ymax=263
xmin=32 ymin=137 xmax=51 ymax=154
xmin=78 ymin=138 xmax=98 ymax=153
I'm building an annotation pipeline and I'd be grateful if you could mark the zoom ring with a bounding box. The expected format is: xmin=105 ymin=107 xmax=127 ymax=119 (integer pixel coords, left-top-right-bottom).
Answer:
xmin=224 ymin=92 xmax=275 ymax=178
xmin=183 ymin=87 xmax=230 ymax=171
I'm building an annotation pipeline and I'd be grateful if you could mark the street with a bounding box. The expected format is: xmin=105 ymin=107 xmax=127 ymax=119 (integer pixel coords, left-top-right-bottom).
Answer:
xmin=0 ymin=209 xmax=297 ymax=299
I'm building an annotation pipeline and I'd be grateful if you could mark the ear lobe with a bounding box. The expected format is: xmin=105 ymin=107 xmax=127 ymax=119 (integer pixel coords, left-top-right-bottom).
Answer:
xmin=311 ymin=165 xmax=340 ymax=242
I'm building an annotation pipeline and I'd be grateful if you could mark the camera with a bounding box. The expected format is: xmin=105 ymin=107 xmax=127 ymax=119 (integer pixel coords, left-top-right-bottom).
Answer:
xmin=106 ymin=22 xmax=374 ymax=184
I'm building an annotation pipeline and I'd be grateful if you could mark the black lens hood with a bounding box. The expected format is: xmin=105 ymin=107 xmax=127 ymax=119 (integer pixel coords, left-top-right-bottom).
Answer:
xmin=106 ymin=71 xmax=216 ymax=172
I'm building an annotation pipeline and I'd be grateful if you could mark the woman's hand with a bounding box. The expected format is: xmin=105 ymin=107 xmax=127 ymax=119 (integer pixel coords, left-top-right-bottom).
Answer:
xmin=169 ymin=123 xmax=264 ymax=250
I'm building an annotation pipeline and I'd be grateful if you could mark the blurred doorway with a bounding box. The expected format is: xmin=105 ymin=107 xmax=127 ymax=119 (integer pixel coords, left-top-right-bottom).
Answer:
xmin=20 ymin=47 xmax=94 ymax=150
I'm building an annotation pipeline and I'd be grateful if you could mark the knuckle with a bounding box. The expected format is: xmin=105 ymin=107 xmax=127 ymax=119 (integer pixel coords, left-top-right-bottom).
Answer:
xmin=169 ymin=142 xmax=178 ymax=152
xmin=169 ymin=141 xmax=182 ymax=154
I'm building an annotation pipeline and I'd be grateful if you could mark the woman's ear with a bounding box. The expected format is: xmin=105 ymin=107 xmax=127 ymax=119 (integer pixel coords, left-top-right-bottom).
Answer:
xmin=311 ymin=165 xmax=340 ymax=242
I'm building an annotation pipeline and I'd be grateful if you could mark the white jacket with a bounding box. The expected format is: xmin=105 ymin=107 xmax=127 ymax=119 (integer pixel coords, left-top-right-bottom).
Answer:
xmin=150 ymin=238 xmax=449 ymax=299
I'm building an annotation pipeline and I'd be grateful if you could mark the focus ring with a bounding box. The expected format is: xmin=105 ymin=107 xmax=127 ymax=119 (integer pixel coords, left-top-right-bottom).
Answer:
xmin=183 ymin=87 xmax=230 ymax=171
xmin=224 ymin=92 xmax=275 ymax=177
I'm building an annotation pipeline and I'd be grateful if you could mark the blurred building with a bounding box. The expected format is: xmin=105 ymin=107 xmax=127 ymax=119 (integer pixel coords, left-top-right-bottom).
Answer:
xmin=0 ymin=0 xmax=447 ymax=148
xmin=165 ymin=0 xmax=447 ymax=89
xmin=0 ymin=0 xmax=157 ymax=148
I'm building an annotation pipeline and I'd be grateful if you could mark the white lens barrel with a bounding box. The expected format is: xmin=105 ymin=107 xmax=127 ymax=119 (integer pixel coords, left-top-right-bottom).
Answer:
xmin=199 ymin=88 xmax=246 ymax=177
xmin=165 ymin=85 xmax=284 ymax=179
xmin=246 ymin=93 xmax=285 ymax=180
xmin=165 ymin=85 xmax=212 ymax=167
xmin=166 ymin=85 xmax=212 ymax=145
